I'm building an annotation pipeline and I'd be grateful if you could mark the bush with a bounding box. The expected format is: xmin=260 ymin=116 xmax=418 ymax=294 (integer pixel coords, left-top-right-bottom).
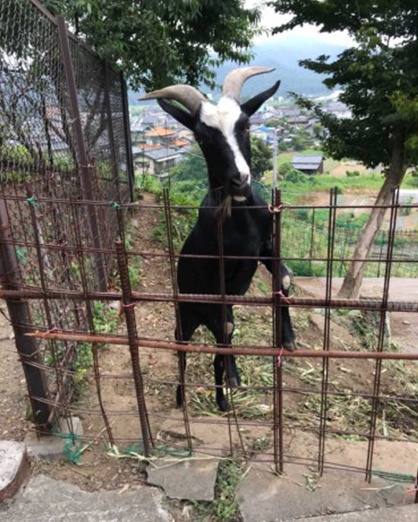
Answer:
xmin=278 ymin=161 xmax=293 ymax=176
xmin=278 ymin=140 xmax=288 ymax=152
xmin=284 ymin=169 xmax=309 ymax=184
xmin=295 ymin=208 xmax=310 ymax=221
xmin=346 ymin=170 xmax=360 ymax=177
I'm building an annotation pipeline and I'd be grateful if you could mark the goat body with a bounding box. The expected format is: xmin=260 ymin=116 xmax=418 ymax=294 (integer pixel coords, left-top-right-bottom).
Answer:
xmin=176 ymin=190 xmax=295 ymax=411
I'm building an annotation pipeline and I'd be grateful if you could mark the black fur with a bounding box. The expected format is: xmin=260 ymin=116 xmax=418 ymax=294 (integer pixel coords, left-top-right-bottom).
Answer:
xmin=160 ymin=81 xmax=296 ymax=411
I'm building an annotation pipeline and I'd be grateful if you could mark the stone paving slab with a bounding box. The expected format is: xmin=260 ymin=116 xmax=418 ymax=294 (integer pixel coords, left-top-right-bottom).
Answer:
xmin=0 ymin=441 xmax=29 ymax=501
xmin=237 ymin=466 xmax=413 ymax=522
xmin=0 ymin=475 xmax=173 ymax=522
xmin=294 ymin=504 xmax=418 ymax=522
xmin=147 ymin=457 xmax=220 ymax=501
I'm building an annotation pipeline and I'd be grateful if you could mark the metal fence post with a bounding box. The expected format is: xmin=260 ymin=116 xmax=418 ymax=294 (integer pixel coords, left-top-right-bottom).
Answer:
xmin=56 ymin=16 xmax=108 ymax=292
xmin=120 ymin=72 xmax=135 ymax=202
xmin=0 ymin=199 xmax=51 ymax=432
xmin=103 ymin=63 xmax=122 ymax=203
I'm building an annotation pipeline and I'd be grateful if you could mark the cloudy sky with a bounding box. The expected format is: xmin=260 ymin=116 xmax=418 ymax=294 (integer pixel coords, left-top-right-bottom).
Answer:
xmin=245 ymin=0 xmax=354 ymax=46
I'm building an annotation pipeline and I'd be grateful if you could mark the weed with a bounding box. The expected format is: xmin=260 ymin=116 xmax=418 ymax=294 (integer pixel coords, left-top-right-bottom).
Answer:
xmin=187 ymin=459 xmax=246 ymax=522
xmin=93 ymin=301 xmax=119 ymax=334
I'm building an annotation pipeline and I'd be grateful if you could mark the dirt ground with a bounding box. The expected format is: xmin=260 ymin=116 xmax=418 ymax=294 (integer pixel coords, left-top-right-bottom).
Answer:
xmin=1 ymin=191 xmax=418 ymax=497
xmin=0 ymin=305 xmax=28 ymax=441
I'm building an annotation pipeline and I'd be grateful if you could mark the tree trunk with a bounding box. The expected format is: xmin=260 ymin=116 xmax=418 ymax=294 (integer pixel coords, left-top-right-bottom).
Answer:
xmin=337 ymin=138 xmax=405 ymax=299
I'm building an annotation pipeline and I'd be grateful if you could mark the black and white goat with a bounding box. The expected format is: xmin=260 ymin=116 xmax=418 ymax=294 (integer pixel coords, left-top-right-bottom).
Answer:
xmin=141 ymin=66 xmax=296 ymax=411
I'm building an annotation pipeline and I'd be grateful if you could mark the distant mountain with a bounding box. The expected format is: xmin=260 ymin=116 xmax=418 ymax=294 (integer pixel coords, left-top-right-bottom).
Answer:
xmin=128 ymin=34 xmax=347 ymax=105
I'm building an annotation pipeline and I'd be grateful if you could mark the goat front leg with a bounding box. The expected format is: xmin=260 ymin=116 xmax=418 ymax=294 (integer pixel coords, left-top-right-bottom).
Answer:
xmin=175 ymin=311 xmax=199 ymax=408
xmin=260 ymin=241 xmax=297 ymax=351
xmin=213 ymin=316 xmax=240 ymax=412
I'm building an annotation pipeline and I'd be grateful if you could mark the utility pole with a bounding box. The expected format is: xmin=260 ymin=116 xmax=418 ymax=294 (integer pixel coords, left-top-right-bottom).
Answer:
xmin=272 ymin=129 xmax=278 ymax=189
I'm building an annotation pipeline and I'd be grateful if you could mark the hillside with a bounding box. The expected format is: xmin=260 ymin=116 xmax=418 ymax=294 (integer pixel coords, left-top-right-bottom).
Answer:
xmin=128 ymin=34 xmax=347 ymax=105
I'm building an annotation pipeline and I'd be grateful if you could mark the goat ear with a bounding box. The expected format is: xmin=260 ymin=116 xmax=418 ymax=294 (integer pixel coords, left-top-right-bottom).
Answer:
xmin=241 ymin=80 xmax=281 ymax=117
xmin=157 ymin=99 xmax=195 ymax=130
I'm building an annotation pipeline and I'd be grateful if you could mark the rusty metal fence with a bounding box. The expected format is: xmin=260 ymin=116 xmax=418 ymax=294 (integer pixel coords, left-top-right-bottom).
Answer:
xmin=1 ymin=0 xmax=418 ymax=499
xmin=0 ymin=0 xmax=133 ymax=428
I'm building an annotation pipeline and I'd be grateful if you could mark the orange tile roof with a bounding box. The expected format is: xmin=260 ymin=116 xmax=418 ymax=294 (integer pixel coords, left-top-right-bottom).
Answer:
xmin=133 ymin=143 xmax=163 ymax=150
xmin=170 ymin=139 xmax=189 ymax=147
xmin=146 ymin=127 xmax=175 ymax=137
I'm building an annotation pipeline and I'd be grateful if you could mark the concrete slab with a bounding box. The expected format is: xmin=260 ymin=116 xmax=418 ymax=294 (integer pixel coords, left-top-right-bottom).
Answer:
xmin=24 ymin=417 xmax=83 ymax=461
xmin=0 ymin=474 xmax=173 ymax=522
xmin=147 ymin=457 xmax=219 ymax=501
xmin=0 ymin=441 xmax=29 ymax=501
xmin=294 ymin=504 xmax=418 ymax=522
xmin=237 ymin=466 xmax=414 ymax=522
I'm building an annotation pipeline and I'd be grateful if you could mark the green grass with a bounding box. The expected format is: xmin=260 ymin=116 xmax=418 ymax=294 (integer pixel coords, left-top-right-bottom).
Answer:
xmin=186 ymin=459 xmax=246 ymax=522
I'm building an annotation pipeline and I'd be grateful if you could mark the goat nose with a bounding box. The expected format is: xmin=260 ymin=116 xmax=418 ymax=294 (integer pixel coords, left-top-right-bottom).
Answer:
xmin=240 ymin=174 xmax=250 ymax=185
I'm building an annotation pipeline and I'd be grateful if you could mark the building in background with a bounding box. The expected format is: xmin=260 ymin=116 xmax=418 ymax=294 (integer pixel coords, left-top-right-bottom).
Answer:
xmin=291 ymin=155 xmax=324 ymax=175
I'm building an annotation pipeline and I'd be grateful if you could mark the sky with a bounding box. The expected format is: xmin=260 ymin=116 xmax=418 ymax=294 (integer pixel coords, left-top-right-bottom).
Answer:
xmin=245 ymin=0 xmax=355 ymax=47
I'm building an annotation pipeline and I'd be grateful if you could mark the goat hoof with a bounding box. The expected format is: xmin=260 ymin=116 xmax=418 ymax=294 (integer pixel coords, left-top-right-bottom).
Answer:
xmin=217 ymin=398 xmax=229 ymax=412
xmin=283 ymin=340 xmax=297 ymax=352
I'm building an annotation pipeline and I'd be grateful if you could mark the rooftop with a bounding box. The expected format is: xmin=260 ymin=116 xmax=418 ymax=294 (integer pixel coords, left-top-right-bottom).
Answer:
xmin=292 ymin=155 xmax=324 ymax=165
xmin=146 ymin=126 xmax=175 ymax=137
xmin=135 ymin=147 xmax=181 ymax=161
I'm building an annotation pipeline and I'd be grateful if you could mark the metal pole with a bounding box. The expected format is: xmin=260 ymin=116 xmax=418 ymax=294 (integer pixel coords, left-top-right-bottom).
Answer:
xmin=115 ymin=239 xmax=152 ymax=455
xmin=272 ymin=130 xmax=278 ymax=189
xmin=120 ymin=72 xmax=135 ymax=202
xmin=309 ymin=208 xmax=315 ymax=275
xmin=0 ymin=199 xmax=51 ymax=432
xmin=56 ymin=16 xmax=108 ymax=292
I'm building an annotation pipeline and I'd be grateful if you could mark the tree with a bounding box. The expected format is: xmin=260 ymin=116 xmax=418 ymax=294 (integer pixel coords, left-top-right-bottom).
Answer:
xmin=271 ymin=0 xmax=418 ymax=298
xmin=171 ymin=144 xmax=208 ymax=188
xmin=251 ymin=136 xmax=273 ymax=180
xmin=279 ymin=161 xmax=293 ymax=177
xmin=44 ymin=0 xmax=260 ymax=90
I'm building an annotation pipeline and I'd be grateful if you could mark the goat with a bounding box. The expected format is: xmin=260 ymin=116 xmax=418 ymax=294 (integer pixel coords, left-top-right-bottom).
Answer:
xmin=140 ymin=67 xmax=296 ymax=411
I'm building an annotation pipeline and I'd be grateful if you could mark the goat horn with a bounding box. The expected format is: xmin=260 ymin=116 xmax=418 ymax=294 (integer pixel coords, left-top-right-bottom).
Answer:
xmin=139 ymin=85 xmax=206 ymax=114
xmin=222 ymin=66 xmax=275 ymax=100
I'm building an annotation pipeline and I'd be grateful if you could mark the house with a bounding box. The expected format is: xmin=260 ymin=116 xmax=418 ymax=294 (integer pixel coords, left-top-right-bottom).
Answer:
xmin=249 ymin=114 xmax=265 ymax=126
xmin=287 ymin=115 xmax=310 ymax=127
xmin=145 ymin=126 xmax=176 ymax=146
xmin=291 ymin=155 xmax=324 ymax=175
xmin=281 ymin=108 xmax=302 ymax=118
xmin=324 ymin=102 xmax=351 ymax=119
xmin=172 ymin=128 xmax=194 ymax=143
xmin=132 ymin=146 xmax=181 ymax=176
xmin=142 ymin=113 xmax=164 ymax=129
xmin=252 ymin=125 xmax=274 ymax=143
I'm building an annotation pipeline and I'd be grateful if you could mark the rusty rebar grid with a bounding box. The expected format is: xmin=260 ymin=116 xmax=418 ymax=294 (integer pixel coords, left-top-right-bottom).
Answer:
xmin=71 ymin=201 xmax=114 ymax=445
xmin=26 ymin=330 xmax=418 ymax=361
xmin=272 ymin=187 xmax=284 ymax=474
xmin=1 ymin=0 xmax=418 ymax=490
xmin=162 ymin=189 xmax=193 ymax=451
xmin=318 ymin=188 xmax=338 ymax=475
xmin=115 ymin=239 xmax=153 ymax=456
xmin=0 ymin=287 xmax=416 ymax=312
xmin=366 ymin=188 xmax=400 ymax=482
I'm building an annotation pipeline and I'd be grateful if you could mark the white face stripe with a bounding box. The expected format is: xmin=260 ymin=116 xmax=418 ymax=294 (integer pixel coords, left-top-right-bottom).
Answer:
xmin=200 ymin=97 xmax=251 ymax=184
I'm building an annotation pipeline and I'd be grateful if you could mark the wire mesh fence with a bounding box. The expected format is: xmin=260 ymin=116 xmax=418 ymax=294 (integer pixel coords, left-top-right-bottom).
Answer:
xmin=0 ymin=0 xmax=418 ymax=501
xmin=0 ymin=0 xmax=133 ymax=428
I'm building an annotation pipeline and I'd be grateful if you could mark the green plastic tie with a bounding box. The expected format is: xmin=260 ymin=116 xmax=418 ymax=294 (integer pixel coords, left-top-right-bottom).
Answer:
xmin=50 ymin=422 xmax=83 ymax=464
xmin=27 ymin=196 xmax=36 ymax=206
xmin=371 ymin=470 xmax=416 ymax=483
xmin=111 ymin=202 xmax=121 ymax=210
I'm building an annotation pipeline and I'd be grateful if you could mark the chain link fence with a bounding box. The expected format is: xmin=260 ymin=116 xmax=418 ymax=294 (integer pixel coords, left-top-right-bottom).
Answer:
xmin=0 ymin=0 xmax=133 ymax=429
